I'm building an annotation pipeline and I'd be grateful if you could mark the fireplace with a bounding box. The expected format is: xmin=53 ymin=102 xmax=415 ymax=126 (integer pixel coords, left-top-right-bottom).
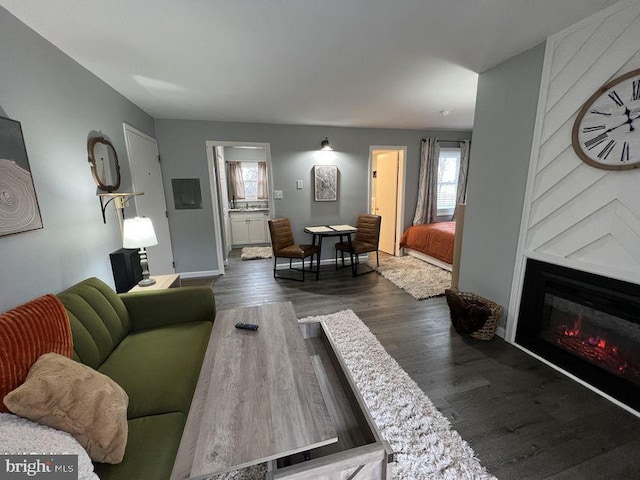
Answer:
xmin=516 ymin=259 xmax=640 ymax=411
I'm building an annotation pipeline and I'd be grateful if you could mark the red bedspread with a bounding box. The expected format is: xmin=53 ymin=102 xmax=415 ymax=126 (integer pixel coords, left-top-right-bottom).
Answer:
xmin=399 ymin=221 xmax=455 ymax=264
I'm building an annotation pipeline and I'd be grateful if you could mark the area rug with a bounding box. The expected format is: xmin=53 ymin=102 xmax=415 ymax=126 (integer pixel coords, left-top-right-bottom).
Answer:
xmin=375 ymin=255 xmax=451 ymax=299
xmin=240 ymin=246 xmax=272 ymax=260
xmin=210 ymin=310 xmax=495 ymax=480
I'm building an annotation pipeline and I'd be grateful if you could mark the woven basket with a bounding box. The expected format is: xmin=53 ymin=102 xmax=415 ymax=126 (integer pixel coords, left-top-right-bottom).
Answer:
xmin=449 ymin=289 xmax=503 ymax=340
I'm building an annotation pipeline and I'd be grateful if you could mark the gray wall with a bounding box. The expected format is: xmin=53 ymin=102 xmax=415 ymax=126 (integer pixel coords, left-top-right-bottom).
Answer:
xmin=154 ymin=120 xmax=471 ymax=273
xmin=458 ymin=43 xmax=546 ymax=325
xmin=0 ymin=8 xmax=155 ymax=312
xmin=224 ymin=147 xmax=266 ymax=162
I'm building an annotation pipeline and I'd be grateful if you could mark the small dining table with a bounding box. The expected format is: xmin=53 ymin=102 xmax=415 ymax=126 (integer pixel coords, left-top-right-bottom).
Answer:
xmin=304 ymin=224 xmax=358 ymax=280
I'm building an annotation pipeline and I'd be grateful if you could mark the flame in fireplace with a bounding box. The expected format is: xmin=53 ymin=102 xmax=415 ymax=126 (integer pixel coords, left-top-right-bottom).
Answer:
xmin=563 ymin=315 xmax=582 ymax=337
xmin=563 ymin=316 xmax=608 ymax=350
xmin=557 ymin=314 xmax=638 ymax=378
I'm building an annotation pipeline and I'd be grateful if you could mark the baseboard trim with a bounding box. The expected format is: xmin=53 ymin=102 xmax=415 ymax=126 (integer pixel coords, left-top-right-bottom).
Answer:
xmin=179 ymin=270 xmax=221 ymax=279
xmin=495 ymin=326 xmax=506 ymax=339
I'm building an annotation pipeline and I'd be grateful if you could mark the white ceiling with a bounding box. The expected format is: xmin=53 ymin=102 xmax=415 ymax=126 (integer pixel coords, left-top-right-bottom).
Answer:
xmin=0 ymin=0 xmax=621 ymax=130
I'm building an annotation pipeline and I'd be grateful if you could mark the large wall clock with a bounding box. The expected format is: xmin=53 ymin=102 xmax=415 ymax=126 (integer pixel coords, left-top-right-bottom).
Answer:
xmin=572 ymin=68 xmax=640 ymax=170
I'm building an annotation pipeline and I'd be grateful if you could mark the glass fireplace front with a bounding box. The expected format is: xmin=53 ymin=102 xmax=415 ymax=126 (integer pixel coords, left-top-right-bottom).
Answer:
xmin=516 ymin=259 xmax=640 ymax=411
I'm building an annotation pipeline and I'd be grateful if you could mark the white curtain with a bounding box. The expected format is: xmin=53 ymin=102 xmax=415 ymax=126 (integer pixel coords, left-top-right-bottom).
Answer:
xmin=452 ymin=139 xmax=471 ymax=221
xmin=257 ymin=162 xmax=268 ymax=199
xmin=228 ymin=162 xmax=245 ymax=200
xmin=413 ymin=138 xmax=440 ymax=225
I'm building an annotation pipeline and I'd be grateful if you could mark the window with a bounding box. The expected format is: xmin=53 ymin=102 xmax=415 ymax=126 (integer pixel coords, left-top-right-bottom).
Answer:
xmin=437 ymin=148 xmax=460 ymax=215
xmin=241 ymin=162 xmax=259 ymax=199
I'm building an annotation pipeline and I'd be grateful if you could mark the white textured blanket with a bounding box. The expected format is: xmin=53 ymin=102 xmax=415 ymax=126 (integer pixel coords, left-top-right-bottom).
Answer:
xmin=0 ymin=413 xmax=98 ymax=480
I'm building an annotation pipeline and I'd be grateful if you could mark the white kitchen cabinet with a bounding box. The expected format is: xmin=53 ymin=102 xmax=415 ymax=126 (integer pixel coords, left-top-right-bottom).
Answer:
xmin=230 ymin=211 xmax=270 ymax=245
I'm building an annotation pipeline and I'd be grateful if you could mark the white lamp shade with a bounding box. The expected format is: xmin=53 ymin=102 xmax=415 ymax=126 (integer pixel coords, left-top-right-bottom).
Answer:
xmin=123 ymin=217 xmax=158 ymax=249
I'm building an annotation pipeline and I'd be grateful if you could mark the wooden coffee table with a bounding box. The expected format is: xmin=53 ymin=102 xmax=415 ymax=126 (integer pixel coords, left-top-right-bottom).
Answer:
xmin=171 ymin=302 xmax=337 ymax=479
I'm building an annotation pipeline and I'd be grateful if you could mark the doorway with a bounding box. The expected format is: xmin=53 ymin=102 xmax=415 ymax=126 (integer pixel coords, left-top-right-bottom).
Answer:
xmin=369 ymin=146 xmax=406 ymax=256
xmin=206 ymin=141 xmax=273 ymax=272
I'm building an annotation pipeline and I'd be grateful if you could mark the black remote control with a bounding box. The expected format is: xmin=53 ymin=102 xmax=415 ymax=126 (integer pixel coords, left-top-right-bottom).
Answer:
xmin=235 ymin=322 xmax=259 ymax=331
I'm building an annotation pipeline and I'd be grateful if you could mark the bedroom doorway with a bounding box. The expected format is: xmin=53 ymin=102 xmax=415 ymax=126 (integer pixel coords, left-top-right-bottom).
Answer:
xmin=369 ymin=146 xmax=406 ymax=256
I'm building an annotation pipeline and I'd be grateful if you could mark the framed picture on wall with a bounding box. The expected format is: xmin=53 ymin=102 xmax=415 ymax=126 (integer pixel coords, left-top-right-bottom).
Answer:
xmin=314 ymin=165 xmax=338 ymax=201
xmin=0 ymin=116 xmax=43 ymax=237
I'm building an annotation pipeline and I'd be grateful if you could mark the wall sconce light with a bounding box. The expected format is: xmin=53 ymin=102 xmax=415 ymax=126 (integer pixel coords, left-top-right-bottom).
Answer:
xmin=122 ymin=217 xmax=158 ymax=287
xmin=320 ymin=137 xmax=333 ymax=151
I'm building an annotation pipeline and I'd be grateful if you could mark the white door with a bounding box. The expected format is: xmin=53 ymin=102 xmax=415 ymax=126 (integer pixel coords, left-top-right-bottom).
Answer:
xmin=215 ymin=147 xmax=232 ymax=258
xmin=375 ymin=151 xmax=399 ymax=255
xmin=123 ymin=124 xmax=175 ymax=274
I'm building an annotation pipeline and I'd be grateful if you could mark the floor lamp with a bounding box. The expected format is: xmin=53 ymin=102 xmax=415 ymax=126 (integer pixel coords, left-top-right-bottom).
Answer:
xmin=122 ymin=217 xmax=158 ymax=287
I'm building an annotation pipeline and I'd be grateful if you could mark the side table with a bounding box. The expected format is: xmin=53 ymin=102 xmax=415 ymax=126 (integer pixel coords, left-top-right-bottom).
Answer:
xmin=128 ymin=273 xmax=181 ymax=292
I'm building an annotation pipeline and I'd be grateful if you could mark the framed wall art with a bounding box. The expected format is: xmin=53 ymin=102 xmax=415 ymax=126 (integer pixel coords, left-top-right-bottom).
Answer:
xmin=314 ymin=165 xmax=338 ymax=201
xmin=0 ymin=116 xmax=43 ymax=237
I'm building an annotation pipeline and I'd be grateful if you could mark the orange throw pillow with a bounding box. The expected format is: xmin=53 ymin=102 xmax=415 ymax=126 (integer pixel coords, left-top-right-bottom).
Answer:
xmin=0 ymin=294 xmax=73 ymax=412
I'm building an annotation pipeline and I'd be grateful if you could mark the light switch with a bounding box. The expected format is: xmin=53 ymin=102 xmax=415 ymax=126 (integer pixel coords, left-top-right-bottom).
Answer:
xmin=296 ymin=180 xmax=303 ymax=189
xmin=274 ymin=190 xmax=283 ymax=199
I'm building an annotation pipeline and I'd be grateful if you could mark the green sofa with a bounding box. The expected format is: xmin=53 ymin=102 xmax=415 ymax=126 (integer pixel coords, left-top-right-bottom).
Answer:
xmin=57 ymin=277 xmax=215 ymax=480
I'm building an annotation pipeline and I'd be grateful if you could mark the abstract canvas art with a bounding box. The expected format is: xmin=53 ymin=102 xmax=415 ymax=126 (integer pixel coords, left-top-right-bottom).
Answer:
xmin=314 ymin=165 xmax=338 ymax=201
xmin=0 ymin=116 xmax=43 ymax=237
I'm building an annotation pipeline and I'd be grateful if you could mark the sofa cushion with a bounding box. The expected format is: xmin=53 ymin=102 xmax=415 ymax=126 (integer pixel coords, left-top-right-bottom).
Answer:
xmin=0 ymin=294 xmax=72 ymax=413
xmin=98 ymin=321 xmax=212 ymax=419
xmin=4 ymin=353 xmax=129 ymax=464
xmin=58 ymin=277 xmax=131 ymax=369
xmin=95 ymin=412 xmax=185 ymax=480
xmin=121 ymin=287 xmax=216 ymax=332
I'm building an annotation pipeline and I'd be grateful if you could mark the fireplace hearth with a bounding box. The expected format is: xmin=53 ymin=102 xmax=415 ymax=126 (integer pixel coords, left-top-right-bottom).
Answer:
xmin=516 ymin=259 xmax=640 ymax=411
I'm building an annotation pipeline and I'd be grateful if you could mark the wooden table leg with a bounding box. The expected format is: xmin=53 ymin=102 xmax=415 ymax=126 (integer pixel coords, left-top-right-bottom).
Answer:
xmin=316 ymin=235 xmax=323 ymax=281
xmin=347 ymin=234 xmax=357 ymax=277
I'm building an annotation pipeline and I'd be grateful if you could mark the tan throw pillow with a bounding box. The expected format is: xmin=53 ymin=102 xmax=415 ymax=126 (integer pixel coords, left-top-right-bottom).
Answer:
xmin=3 ymin=353 xmax=128 ymax=464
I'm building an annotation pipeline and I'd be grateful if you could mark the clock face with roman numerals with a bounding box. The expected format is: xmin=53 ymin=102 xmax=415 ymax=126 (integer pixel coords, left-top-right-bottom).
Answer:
xmin=572 ymin=69 xmax=640 ymax=170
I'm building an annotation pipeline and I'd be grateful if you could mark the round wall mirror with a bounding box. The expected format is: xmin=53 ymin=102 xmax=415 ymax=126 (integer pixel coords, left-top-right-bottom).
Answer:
xmin=88 ymin=136 xmax=121 ymax=192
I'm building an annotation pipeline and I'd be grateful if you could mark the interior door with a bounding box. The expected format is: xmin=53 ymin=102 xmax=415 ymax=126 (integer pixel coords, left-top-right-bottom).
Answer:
xmin=215 ymin=146 xmax=232 ymax=258
xmin=375 ymin=151 xmax=399 ymax=255
xmin=123 ymin=124 xmax=175 ymax=274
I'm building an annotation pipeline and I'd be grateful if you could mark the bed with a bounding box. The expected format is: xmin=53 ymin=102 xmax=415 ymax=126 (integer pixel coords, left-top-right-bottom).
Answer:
xmin=399 ymin=221 xmax=456 ymax=271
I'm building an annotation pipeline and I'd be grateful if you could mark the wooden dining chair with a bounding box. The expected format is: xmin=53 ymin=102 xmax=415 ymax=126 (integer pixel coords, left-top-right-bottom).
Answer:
xmin=268 ymin=218 xmax=318 ymax=281
xmin=335 ymin=214 xmax=382 ymax=276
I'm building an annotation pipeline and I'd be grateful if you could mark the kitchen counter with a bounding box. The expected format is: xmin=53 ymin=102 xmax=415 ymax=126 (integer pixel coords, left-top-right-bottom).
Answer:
xmin=229 ymin=208 xmax=270 ymax=212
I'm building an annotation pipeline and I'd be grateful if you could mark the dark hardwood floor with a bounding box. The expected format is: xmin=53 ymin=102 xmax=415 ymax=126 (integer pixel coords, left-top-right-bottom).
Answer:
xmin=184 ymin=251 xmax=640 ymax=480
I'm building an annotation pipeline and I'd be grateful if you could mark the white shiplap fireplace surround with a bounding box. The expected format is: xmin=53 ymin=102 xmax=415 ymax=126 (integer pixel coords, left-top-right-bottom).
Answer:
xmin=506 ymin=0 xmax=640 ymax=416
